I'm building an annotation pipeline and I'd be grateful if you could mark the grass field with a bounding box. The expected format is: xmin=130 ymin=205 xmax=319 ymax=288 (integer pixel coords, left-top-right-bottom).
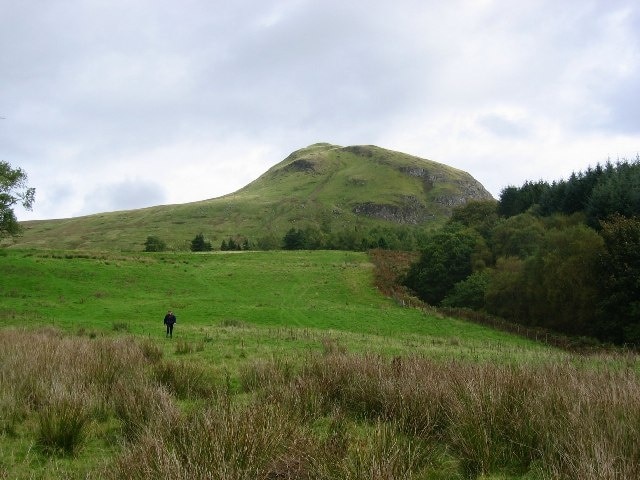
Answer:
xmin=1 ymin=249 xmax=638 ymax=479
xmin=0 ymin=249 xmax=552 ymax=365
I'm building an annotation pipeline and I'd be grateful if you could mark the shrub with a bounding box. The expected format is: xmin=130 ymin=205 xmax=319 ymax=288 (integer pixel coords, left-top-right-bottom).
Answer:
xmin=112 ymin=379 xmax=177 ymax=441
xmin=0 ymin=392 xmax=22 ymax=437
xmin=110 ymin=400 xmax=321 ymax=479
xmin=321 ymin=336 xmax=347 ymax=356
xmin=342 ymin=421 xmax=432 ymax=479
xmin=219 ymin=318 xmax=249 ymax=328
xmin=239 ymin=358 xmax=293 ymax=393
xmin=441 ymin=270 xmax=490 ymax=309
xmin=144 ymin=235 xmax=166 ymax=252
xmin=242 ymin=352 xmax=640 ymax=479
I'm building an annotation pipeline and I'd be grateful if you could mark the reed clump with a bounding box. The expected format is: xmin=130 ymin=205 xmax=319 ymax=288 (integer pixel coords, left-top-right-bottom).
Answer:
xmin=152 ymin=359 xmax=217 ymax=399
xmin=36 ymin=389 xmax=89 ymax=455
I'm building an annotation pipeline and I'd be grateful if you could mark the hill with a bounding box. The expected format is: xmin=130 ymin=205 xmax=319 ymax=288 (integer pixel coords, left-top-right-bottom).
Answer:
xmin=7 ymin=143 xmax=493 ymax=251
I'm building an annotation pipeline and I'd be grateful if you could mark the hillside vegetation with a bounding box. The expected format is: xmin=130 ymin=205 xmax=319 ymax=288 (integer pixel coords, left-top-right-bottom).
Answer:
xmin=3 ymin=154 xmax=639 ymax=477
xmin=2 ymin=249 xmax=639 ymax=479
xmin=405 ymin=157 xmax=640 ymax=345
xmin=6 ymin=143 xmax=492 ymax=251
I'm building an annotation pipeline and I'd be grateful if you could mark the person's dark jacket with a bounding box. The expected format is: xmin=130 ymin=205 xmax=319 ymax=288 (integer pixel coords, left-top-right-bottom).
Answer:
xmin=164 ymin=314 xmax=176 ymax=325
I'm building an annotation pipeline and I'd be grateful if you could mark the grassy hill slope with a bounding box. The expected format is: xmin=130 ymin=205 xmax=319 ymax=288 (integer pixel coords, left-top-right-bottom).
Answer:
xmin=7 ymin=143 xmax=493 ymax=251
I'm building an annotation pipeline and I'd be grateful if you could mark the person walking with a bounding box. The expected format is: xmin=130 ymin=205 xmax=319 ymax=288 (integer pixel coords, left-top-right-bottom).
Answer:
xmin=163 ymin=310 xmax=177 ymax=338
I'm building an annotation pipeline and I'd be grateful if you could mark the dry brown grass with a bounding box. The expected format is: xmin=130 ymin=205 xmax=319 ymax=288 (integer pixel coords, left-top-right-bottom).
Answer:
xmin=242 ymin=353 xmax=640 ymax=479
xmin=0 ymin=328 xmax=177 ymax=457
xmin=2 ymin=328 xmax=639 ymax=479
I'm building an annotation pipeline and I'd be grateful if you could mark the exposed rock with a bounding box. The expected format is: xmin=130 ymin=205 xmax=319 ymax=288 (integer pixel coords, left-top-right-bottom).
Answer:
xmin=282 ymin=158 xmax=317 ymax=173
xmin=341 ymin=145 xmax=375 ymax=157
xmin=399 ymin=166 xmax=442 ymax=193
xmin=399 ymin=165 xmax=493 ymax=204
xmin=399 ymin=166 xmax=444 ymax=182
xmin=434 ymin=180 xmax=494 ymax=206
xmin=352 ymin=195 xmax=433 ymax=224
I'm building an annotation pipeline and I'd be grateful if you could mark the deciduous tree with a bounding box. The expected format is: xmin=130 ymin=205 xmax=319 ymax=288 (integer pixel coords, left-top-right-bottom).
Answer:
xmin=404 ymin=226 xmax=479 ymax=305
xmin=1 ymin=161 xmax=35 ymax=238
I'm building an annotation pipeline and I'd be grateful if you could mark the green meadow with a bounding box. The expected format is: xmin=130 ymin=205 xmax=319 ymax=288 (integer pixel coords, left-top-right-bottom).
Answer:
xmin=0 ymin=249 xmax=552 ymax=366
xmin=2 ymin=249 xmax=639 ymax=479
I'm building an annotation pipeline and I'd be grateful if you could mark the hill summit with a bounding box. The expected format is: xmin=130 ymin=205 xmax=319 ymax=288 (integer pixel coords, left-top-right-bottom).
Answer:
xmin=11 ymin=143 xmax=493 ymax=251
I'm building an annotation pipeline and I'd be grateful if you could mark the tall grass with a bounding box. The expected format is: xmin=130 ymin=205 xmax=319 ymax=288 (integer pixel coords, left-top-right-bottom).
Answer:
xmin=0 ymin=328 xmax=177 ymax=460
xmin=3 ymin=328 xmax=640 ymax=479
xmin=240 ymin=353 xmax=640 ymax=479
xmin=109 ymin=399 xmax=439 ymax=480
xmin=111 ymin=401 xmax=320 ymax=479
xmin=152 ymin=360 xmax=217 ymax=399
xmin=36 ymin=389 xmax=89 ymax=455
xmin=108 ymin=349 xmax=640 ymax=479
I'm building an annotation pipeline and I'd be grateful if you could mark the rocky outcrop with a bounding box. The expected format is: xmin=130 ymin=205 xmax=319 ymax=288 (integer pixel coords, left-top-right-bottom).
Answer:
xmin=434 ymin=180 xmax=494 ymax=207
xmin=341 ymin=145 xmax=375 ymax=157
xmin=282 ymin=158 xmax=317 ymax=173
xmin=351 ymin=165 xmax=493 ymax=223
xmin=399 ymin=166 xmax=493 ymax=205
xmin=352 ymin=195 xmax=433 ymax=224
xmin=399 ymin=166 xmax=445 ymax=182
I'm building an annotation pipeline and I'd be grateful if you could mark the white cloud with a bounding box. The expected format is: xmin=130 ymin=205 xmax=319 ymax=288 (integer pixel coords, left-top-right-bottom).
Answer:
xmin=3 ymin=0 xmax=639 ymax=220
xmin=79 ymin=179 xmax=167 ymax=216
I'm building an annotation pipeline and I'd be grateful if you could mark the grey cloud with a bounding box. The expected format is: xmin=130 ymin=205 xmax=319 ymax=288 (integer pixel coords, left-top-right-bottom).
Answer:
xmin=2 ymin=0 xmax=640 ymax=220
xmin=78 ymin=179 xmax=167 ymax=216
xmin=603 ymin=78 xmax=640 ymax=134
xmin=190 ymin=3 xmax=427 ymax=136
xmin=478 ymin=115 xmax=529 ymax=138
xmin=593 ymin=8 xmax=640 ymax=134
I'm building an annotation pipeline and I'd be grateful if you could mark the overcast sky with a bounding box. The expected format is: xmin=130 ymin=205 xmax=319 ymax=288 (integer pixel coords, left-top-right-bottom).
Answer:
xmin=2 ymin=0 xmax=639 ymax=220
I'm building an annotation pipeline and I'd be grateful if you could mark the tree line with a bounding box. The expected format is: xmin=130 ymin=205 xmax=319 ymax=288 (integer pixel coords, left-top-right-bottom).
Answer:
xmin=144 ymin=225 xmax=433 ymax=253
xmin=405 ymin=157 xmax=640 ymax=346
xmin=498 ymin=155 xmax=640 ymax=225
